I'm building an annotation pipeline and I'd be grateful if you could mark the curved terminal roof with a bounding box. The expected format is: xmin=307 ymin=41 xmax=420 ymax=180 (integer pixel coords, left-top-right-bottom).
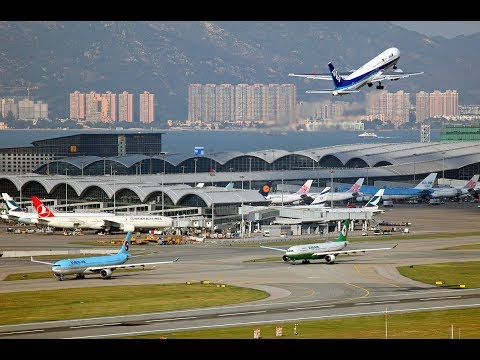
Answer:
xmin=5 ymin=141 xmax=480 ymax=206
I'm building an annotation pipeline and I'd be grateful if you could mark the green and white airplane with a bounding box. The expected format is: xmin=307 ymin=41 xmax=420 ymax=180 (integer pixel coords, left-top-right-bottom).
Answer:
xmin=260 ymin=219 xmax=397 ymax=265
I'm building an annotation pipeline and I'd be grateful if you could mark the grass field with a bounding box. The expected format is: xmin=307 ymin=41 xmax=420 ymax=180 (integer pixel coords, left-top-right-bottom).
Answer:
xmin=1 ymin=261 xmax=479 ymax=338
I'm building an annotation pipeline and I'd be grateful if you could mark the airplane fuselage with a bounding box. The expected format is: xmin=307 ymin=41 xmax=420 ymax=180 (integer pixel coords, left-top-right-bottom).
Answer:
xmin=51 ymin=253 xmax=129 ymax=276
xmin=285 ymin=241 xmax=348 ymax=262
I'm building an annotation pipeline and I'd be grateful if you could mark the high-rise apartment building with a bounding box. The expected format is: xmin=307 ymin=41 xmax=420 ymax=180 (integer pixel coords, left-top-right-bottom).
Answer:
xmin=118 ymin=91 xmax=133 ymax=123
xmin=188 ymin=83 xmax=296 ymax=127
xmin=139 ymin=91 xmax=154 ymax=124
xmin=1 ymin=98 xmax=18 ymax=119
xmin=34 ymin=101 xmax=48 ymax=120
xmin=85 ymin=91 xmax=117 ymax=123
xmin=366 ymin=90 xmax=410 ymax=128
xmin=18 ymin=99 xmax=35 ymax=120
xmin=70 ymin=91 xmax=85 ymax=120
xmin=415 ymin=91 xmax=430 ymax=123
xmin=415 ymin=90 xmax=459 ymax=122
xmin=429 ymin=90 xmax=458 ymax=118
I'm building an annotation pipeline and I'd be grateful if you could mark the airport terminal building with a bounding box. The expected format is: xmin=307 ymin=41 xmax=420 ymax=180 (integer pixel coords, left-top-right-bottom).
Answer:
xmin=1 ymin=132 xmax=480 ymax=236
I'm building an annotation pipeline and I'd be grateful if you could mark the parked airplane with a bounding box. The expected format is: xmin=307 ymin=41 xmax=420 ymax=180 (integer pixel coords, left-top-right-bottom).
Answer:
xmin=1 ymin=193 xmax=38 ymax=224
xmin=31 ymin=232 xmax=179 ymax=280
xmin=306 ymin=178 xmax=364 ymax=206
xmin=31 ymin=196 xmax=173 ymax=233
xmin=260 ymin=218 xmax=397 ymax=265
xmin=289 ymin=47 xmax=423 ymax=96
xmin=259 ymin=179 xmax=313 ymax=205
xmin=339 ymin=173 xmax=437 ymax=201
xmin=430 ymin=174 xmax=479 ymax=199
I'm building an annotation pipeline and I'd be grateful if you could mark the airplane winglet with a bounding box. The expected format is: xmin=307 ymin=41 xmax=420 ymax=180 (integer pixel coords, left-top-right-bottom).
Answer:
xmin=173 ymin=257 xmax=180 ymax=262
xmin=392 ymin=244 xmax=398 ymax=249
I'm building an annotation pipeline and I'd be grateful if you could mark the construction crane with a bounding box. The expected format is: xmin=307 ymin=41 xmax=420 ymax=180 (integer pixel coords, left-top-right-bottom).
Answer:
xmin=0 ymin=85 xmax=39 ymax=100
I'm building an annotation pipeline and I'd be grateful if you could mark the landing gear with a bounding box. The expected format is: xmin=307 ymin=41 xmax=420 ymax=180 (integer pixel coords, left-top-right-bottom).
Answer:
xmin=376 ymin=82 xmax=384 ymax=90
xmin=393 ymin=64 xmax=397 ymax=70
xmin=75 ymin=274 xmax=85 ymax=279
xmin=367 ymin=83 xmax=373 ymax=87
xmin=302 ymin=259 xmax=311 ymax=264
xmin=56 ymin=274 xmax=65 ymax=281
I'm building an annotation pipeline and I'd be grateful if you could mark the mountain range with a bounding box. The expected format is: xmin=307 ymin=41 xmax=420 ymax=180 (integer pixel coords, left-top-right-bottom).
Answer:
xmin=0 ymin=21 xmax=479 ymax=121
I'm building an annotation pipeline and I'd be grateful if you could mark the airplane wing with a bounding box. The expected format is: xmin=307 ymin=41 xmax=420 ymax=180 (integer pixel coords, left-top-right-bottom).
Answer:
xmin=86 ymin=257 xmax=179 ymax=272
xmin=31 ymin=256 xmax=55 ymax=265
xmin=306 ymin=90 xmax=361 ymax=94
xmin=372 ymin=71 xmax=424 ymax=81
xmin=288 ymin=71 xmax=353 ymax=80
xmin=259 ymin=245 xmax=287 ymax=252
xmin=312 ymin=244 xmax=397 ymax=257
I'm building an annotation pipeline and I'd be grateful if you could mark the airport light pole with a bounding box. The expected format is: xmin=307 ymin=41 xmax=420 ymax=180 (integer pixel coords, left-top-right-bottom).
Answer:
xmin=442 ymin=151 xmax=446 ymax=182
xmin=413 ymin=153 xmax=417 ymax=183
xmin=112 ymin=170 xmax=117 ymax=214
xmin=65 ymin=169 xmax=68 ymax=209
xmin=330 ymin=170 xmax=334 ymax=208
xmin=194 ymin=158 xmax=198 ymax=186
xmin=249 ymin=157 xmax=252 ymax=190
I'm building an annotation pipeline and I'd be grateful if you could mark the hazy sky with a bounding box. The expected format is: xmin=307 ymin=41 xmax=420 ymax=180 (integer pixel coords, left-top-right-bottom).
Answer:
xmin=391 ymin=21 xmax=480 ymax=38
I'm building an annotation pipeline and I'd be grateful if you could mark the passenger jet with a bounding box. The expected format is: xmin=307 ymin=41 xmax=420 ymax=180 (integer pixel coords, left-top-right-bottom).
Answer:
xmin=31 ymin=232 xmax=179 ymax=280
xmin=31 ymin=196 xmax=173 ymax=233
xmin=260 ymin=219 xmax=397 ymax=265
xmin=288 ymin=47 xmax=423 ymax=96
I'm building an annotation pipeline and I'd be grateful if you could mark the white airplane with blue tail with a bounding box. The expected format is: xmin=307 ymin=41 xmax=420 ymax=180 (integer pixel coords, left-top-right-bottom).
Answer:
xmin=31 ymin=232 xmax=179 ymax=281
xmin=289 ymin=47 xmax=423 ymax=96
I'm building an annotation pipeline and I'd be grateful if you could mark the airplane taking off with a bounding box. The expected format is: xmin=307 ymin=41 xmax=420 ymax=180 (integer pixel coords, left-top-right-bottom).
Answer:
xmin=260 ymin=219 xmax=397 ymax=265
xmin=259 ymin=179 xmax=313 ymax=205
xmin=339 ymin=173 xmax=437 ymax=201
xmin=31 ymin=232 xmax=179 ymax=280
xmin=288 ymin=47 xmax=423 ymax=96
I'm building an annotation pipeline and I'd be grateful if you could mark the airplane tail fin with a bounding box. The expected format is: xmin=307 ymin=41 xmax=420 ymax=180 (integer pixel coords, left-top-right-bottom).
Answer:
xmin=328 ymin=62 xmax=345 ymax=89
xmin=297 ymin=179 xmax=313 ymax=195
xmin=464 ymin=174 xmax=479 ymax=190
xmin=335 ymin=219 xmax=349 ymax=242
xmin=118 ymin=232 xmax=133 ymax=255
xmin=414 ymin=173 xmax=437 ymax=190
xmin=259 ymin=181 xmax=273 ymax=197
xmin=347 ymin=178 xmax=364 ymax=194
xmin=224 ymin=182 xmax=234 ymax=191
xmin=31 ymin=196 xmax=55 ymax=218
xmin=2 ymin=193 xmax=24 ymax=213
xmin=363 ymin=189 xmax=384 ymax=208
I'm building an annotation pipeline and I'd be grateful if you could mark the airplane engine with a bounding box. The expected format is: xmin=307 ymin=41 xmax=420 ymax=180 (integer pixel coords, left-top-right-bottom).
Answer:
xmin=282 ymin=255 xmax=290 ymax=262
xmin=100 ymin=268 xmax=113 ymax=279
xmin=122 ymin=224 xmax=135 ymax=232
xmin=325 ymin=254 xmax=336 ymax=264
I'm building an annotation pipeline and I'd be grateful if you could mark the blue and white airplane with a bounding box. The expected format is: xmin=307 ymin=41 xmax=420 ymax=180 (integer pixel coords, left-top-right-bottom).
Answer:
xmin=31 ymin=232 xmax=179 ymax=281
xmin=288 ymin=47 xmax=423 ymax=96
xmin=338 ymin=173 xmax=437 ymax=201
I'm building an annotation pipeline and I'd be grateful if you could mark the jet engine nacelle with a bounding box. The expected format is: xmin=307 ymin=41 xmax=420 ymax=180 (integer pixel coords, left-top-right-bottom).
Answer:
xmin=282 ymin=255 xmax=290 ymax=262
xmin=100 ymin=268 xmax=113 ymax=279
xmin=121 ymin=224 xmax=135 ymax=232
xmin=325 ymin=254 xmax=336 ymax=264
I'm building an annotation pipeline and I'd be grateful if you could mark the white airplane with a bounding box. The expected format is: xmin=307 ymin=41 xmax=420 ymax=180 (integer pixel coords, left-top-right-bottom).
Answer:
xmin=430 ymin=174 xmax=479 ymax=199
xmin=259 ymin=179 xmax=313 ymax=205
xmin=31 ymin=196 xmax=173 ymax=233
xmin=1 ymin=193 xmax=38 ymax=224
xmin=31 ymin=231 xmax=179 ymax=281
xmin=288 ymin=47 xmax=423 ymax=96
xmin=306 ymin=177 xmax=364 ymax=206
xmin=260 ymin=218 xmax=397 ymax=265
